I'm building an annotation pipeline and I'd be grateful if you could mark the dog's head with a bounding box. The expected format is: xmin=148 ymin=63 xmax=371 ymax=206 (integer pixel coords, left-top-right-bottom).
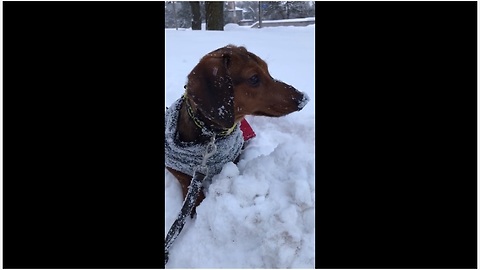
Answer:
xmin=185 ymin=45 xmax=309 ymax=129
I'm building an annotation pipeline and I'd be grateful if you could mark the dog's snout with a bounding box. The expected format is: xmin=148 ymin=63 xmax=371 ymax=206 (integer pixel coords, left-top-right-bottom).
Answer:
xmin=284 ymin=84 xmax=309 ymax=111
xmin=277 ymin=80 xmax=310 ymax=111
xmin=297 ymin=93 xmax=310 ymax=110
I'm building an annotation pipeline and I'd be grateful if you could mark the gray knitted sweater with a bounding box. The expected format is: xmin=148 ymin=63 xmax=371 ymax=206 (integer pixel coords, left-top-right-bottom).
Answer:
xmin=165 ymin=97 xmax=244 ymax=180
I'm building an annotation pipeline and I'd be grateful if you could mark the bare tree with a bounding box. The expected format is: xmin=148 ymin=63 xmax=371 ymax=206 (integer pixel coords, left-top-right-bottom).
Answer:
xmin=205 ymin=1 xmax=224 ymax=31
xmin=258 ymin=1 xmax=262 ymax=28
xmin=190 ymin=1 xmax=201 ymax=30
xmin=172 ymin=1 xmax=178 ymax=30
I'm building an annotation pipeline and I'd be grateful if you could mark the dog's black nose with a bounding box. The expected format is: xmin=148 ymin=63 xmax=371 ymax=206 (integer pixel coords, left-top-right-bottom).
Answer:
xmin=297 ymin=93 xmax=310 ymax=110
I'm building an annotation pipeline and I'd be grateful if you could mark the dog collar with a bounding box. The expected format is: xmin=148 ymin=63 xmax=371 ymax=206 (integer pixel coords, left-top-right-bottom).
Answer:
xmin=182 ymin=92 xmax=237 ymax=137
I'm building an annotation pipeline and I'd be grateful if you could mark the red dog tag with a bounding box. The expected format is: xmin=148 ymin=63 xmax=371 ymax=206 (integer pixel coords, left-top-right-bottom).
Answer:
xmin=240 ymin=119 xmax=256 ymax=141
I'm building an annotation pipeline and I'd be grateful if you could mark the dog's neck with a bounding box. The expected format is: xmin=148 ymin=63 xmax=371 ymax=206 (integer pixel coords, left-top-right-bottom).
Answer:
xmin=177 ymin=93 xmax=237 ymax=143
xmin=177 ymin=98 xmax=207 ymax=142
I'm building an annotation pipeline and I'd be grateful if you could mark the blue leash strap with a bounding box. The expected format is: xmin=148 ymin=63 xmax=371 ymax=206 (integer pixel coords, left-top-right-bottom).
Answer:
xmin=164 ymin=135 xmax=216 ymax=266
xmin=164 ymin=171 xmax=205 ymax=266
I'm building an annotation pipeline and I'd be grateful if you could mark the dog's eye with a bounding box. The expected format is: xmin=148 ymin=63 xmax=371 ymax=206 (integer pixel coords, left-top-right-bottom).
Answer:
xmin=249 ymin=75 xmax=260 ymax=86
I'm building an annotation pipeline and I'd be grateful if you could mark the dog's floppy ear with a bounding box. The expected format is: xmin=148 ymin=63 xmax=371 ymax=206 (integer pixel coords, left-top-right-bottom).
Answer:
xmin=186 ymin=48 xmax=234 ymax=129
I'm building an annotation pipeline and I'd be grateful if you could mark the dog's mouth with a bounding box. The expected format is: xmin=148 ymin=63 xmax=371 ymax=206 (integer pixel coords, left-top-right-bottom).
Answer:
xmin=249 ymin=92 xmax=309 ymax=118
xmin=253 ymin=107 xmax=295 ymax=117
xmin=253 ymin=111 xmax=277 ymax=117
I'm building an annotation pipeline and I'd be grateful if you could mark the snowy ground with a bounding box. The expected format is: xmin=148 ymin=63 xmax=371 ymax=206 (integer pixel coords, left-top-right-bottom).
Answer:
xmin=165 ymin=23 xmax=315 ymax=268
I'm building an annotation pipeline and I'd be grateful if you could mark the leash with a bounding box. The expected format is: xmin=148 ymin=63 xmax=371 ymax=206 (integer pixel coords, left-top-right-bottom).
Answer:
xmin=164 ymin=134 xmax=217 ymax=266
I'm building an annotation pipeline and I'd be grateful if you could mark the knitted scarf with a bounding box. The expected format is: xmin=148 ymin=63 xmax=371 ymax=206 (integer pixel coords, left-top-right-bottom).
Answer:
xmin=165 ymin=97 xmax=244 ymax=180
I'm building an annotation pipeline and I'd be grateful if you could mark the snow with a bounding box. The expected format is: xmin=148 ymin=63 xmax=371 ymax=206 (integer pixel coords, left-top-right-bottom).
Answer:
xmin=260 ymin=16 xmax=316 ymax=23
xmin=165 ymin=23 xmax=315 ymax=268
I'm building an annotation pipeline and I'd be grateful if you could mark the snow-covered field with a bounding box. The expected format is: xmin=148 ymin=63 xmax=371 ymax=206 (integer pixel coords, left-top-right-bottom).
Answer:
xmin=165 ymin=23 xmax=315 ymax=268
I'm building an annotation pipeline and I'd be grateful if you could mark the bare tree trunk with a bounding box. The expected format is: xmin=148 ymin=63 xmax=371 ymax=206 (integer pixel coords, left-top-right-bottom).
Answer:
xmin=286 ymin=2 xmax=290 ymax=19
xmin=205 ymin=1 xmax=224 ymax=31
xmin=233 ymin=1 xmax=236 ymax=23
xmin=258 ymin=1 xmax=262 ymax=28
xmin=190 ymin=1 xmax=201 ymax=30
xmin=172 ymin=1 xmax=178 ymax=30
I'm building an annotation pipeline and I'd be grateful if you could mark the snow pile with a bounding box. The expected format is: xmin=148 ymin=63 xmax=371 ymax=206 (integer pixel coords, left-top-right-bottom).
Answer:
xmin=165 ymin=24 xmax=315 ymax=268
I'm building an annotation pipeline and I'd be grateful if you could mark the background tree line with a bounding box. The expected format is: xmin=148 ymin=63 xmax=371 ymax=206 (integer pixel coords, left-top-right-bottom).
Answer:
xmin=165 ymin=1 xmax=315 ymax=30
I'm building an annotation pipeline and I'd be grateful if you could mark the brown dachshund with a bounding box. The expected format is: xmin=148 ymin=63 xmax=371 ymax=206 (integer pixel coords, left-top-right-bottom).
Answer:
xmin=165 ymin=45 xmax=309 ymax=211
